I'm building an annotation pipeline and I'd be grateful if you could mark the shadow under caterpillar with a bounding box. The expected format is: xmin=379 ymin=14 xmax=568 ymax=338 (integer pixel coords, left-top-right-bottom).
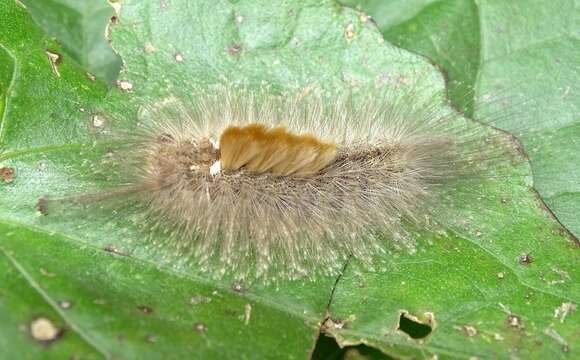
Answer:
xmin=38 ymin=86 xmax=520 ymax=280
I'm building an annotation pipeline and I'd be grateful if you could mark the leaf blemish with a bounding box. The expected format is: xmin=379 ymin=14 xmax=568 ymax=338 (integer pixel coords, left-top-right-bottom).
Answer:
xmin=545 ymin=267 xmax=571 ymax=285
xmin=227 ymin=43 xmax=242 ymax=56
xmin=103 ymin=244 xmax=129 ymax=256
xmin=0 ymin=167 xmax=15 ymax=184
xmin=194 ymin=322 xmax=208 ymax=333
xmin=506 ymin=313 xmax=524 ymax=330
xmin=243 ymin=303 xmax=251 ymax=325
xmin=174 ymin=52 xmax=184 ymax=63
xmin=554 ymin=302 xmax=576 ymax=323
xmin=145 ymin=334 xmax=156 ymax=343
xmin=39 ymin=267 xmax=56 ymax=277
xmin=37 ymin=161 xmax=47 ymax=172
xmin=397 ymin=311 xmax=434 ymax=340
xmin=322 ymin=317 xmax=347 ymax=331
xmin=29 ymin=317 xmax=62 ymax=344
xmin=499 ymin=304 xmax=521 ymax=329
xmin=116 ymin=80 xmax=134 ymax=92
xmin=344 ymin=23 xmax=355 ymax=42
xmin=544 ymin=328 xmax=570 ymax=352
xmin=518 ymin=253 xmax=533 ymax=265
xmin=45 ymin=50 xmax=61 ymax=77
xmin=455 ymin=325 xmax=478 ymax=337
xmin=190 ymin=295 xmax=212 ymax=305
xmin=36 ymin=196 xmax=49 ymax=216
xmin=58 ymin=300 xmax=72 ymax=310
xmin=231 ymin=281 xmax=244 ymax=293
xmin=137 ymin=305 xmax=154 ymax=315
xmin=144 ymin=42 xmax=156 ymax=54
xmin=90 ymin=114 xmax=108 ymax=131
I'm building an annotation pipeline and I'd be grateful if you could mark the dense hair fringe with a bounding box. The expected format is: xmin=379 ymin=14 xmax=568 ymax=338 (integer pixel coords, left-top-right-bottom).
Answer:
xmin=43 ymin=86 xmax=521 ymax=280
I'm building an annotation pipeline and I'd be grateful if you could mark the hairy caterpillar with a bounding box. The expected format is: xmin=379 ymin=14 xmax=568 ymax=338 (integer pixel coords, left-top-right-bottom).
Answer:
xmin=40 ymin=86 xmax=515 ymax=280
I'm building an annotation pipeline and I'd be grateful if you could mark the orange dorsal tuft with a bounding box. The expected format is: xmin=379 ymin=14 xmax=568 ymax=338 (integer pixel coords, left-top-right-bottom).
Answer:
xmin=219 ymin=123 xmax=337 ymax=176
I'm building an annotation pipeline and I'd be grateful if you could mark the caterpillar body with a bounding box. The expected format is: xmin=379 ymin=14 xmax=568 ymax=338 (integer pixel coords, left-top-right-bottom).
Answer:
xmin=41 ymin=87 xmax=514 ymax=280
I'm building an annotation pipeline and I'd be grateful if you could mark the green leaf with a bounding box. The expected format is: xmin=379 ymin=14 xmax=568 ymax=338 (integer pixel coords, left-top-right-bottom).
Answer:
xmin=0 ymin=0 xmax=578 ymax=359
xmin=332 ymin=0 xmax=580 ymax=357
xmin=19 ymin=0 xmax=122 ymax=84
xmin=343 ymin=0 xmax=580 ymax=239
xmin=0 ymin=1 xmax=335 ymax=357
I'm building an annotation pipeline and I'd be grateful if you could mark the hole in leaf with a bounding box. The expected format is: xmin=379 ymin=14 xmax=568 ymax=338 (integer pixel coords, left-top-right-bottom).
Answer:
xmin=397 ymin=312 xmax=432 ymax=339
xmin=311 ymin=334 xmax=393 ymax=360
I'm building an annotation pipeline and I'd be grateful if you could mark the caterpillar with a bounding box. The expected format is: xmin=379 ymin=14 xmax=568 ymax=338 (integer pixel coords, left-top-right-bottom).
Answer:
xmin=39 ymin=86 xmax=515 ymax=281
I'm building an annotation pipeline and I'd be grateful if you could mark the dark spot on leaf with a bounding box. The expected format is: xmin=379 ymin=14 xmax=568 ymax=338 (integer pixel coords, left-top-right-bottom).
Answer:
xmin=506 ymin=313 xmax=524 ymax=330
xmin=193 ymin=322 xmax=208 ymax=332
xmin=360 ymin=13 xmax=378 ymax=28
xmin=322 ymin=317 xmax=346 ymax=332
xmin=90 ymin=114 xmax=108 ymax=131
xmin=138 ymin=305 xmax=154 ymax=315
xmin=145 ymin=335 xmax=156 ymax=343
xmin=103 ymin=245 xmax=129 ymax=256
xmin=227 ymin=43 xmax=242 ymax=56
xmin=231 ymin=281 xmax=244 ymax=292
xmin=110 ymin=15 xmax=119 ymax=25
xmin=0 ymin=167 xmax=15 ymax=183
xmin=397 ymin=312 xmax=433 ymax=339
xmin=36 ymin=196 xmax=49 ymax=215
xmin=519 ymin=253 xmax=533 ymax=265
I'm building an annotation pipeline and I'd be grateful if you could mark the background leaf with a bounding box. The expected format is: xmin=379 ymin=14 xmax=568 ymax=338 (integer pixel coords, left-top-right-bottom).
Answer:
xmin=0 ymin=0 xmax=578 ymax=359
xmin=342 ymin=0 xmax=580 ymax=239
xmin=19 ymin=0 xmax=122 ymax=84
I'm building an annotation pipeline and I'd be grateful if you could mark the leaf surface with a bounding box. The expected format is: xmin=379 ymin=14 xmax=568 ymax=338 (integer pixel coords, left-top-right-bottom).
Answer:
xmin=0 ymin=0 xmax=578 ymax=359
